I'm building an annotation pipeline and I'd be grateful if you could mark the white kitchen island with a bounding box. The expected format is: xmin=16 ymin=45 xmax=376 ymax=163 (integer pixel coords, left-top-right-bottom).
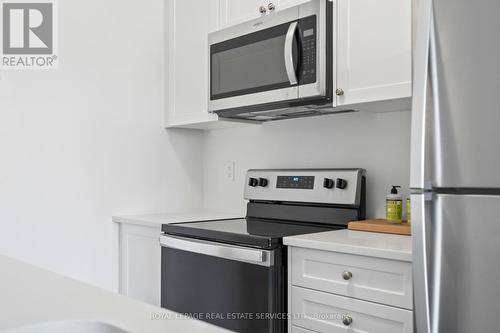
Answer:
xmin=0 ymin=255 xmax=232 ymax=333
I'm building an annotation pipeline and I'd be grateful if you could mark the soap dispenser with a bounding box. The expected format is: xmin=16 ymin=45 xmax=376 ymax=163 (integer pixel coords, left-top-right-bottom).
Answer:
xmin=386 ymin=186 xmax=403 ymax=223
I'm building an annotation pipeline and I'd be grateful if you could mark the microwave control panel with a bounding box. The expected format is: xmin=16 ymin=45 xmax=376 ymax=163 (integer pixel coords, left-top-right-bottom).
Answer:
xmin=298 ymin=15 xmax=317 ymax=85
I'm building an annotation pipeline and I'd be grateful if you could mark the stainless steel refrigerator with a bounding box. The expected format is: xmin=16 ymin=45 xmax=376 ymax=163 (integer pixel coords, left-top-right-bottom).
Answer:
xmin=411 ymin=0 xmax=500 ymax=332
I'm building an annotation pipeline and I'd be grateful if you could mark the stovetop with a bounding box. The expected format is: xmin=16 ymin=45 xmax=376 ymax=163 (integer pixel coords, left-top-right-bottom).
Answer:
xmin=163 ymin=218 xmax=344 ymax=249
xmin=163 ymin=169 xmax=365 ymax=250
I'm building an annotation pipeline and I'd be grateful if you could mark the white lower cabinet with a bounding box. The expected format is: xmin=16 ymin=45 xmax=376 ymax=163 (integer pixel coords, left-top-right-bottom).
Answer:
xmin=292 ymin=287 xmax=413 ymax=333
xmin=288 ymin=246 xmax=413 ymax=333
xmin=118 ymin=223 xmax=161 ymax=306
xmin=291 ymin=326 xmax=318 ymax=333
xmin=291 ymin=247 xmax=413 ymax=309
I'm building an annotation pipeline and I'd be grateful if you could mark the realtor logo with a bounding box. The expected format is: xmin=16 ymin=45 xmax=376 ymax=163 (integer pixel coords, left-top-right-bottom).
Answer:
xmin=1 ymin=0 xmax=58 ymax=69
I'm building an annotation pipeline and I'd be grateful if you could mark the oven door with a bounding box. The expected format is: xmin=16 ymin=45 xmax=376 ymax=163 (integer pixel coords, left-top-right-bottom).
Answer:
xmin=208 ymin=0 xmax=329 ymax=113
xmin=160 ymin=235 xmax=285 ymax=333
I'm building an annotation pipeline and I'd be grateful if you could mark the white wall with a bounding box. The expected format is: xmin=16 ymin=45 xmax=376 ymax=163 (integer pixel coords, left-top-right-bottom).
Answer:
xmin=0 ymin=0 xmax=411 ymax=293
xmin=202 ymin=111 xmax=411 ymax=219
xmin=0 ymin=0 xmax=204 ymax=291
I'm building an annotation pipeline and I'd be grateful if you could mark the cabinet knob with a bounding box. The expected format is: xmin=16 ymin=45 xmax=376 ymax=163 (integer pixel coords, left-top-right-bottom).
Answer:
xmin=336 ymin=88 xmax=344 ymax=96
xmin=342 ymin=271 xmax=353 ymax=280
xmin=268 ymin=3 xmax=275 ymax=11
xmin=259 ymin=5 xmax=267 ymax=14
xmin=342 ymin=315 xmax=353 ymax=326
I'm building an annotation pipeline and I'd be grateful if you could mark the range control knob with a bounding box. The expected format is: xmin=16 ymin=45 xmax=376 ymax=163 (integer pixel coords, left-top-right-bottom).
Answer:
xmin=336 ymin=178 xmax=348 ymax=189
xmin=258 ymin=178 xmax=268 ymax=187
xmin=248 ymin=177 xmax=259 ymax=187
xmin=323 ymin=178 xmax=335 ymax=189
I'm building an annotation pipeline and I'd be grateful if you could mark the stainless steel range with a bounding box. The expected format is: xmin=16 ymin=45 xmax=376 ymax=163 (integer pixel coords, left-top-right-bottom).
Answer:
xmin=160 ymin=169 xmax=366 ymax=333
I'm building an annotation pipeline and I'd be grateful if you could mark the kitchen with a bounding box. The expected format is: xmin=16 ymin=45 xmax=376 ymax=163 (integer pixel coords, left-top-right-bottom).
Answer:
xmin=0 ymin=0 xmax=497 ymax=333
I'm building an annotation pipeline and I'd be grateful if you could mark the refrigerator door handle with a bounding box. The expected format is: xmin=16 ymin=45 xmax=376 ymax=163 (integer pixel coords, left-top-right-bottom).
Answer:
xmin=412 ymin=193 xmax=432 ymax=333
xmin=410 ymin=0 xmax=433 ymax=190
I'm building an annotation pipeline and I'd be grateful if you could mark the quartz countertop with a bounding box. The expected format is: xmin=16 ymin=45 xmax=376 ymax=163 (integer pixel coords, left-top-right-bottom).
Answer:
xmin=112 ymin=212 xmax=244 ymax=227
xmin=283 ymin=229 xmax=412 ymax=262
xmin=0 ymin=255 xmax=232 ymax=333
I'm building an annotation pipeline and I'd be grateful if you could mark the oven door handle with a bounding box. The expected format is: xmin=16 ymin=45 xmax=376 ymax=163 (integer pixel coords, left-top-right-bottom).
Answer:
xmin=284 ymin=21 xmax=299 ymax=85
xmin=160 ymin=235 xmax=272 ymax=266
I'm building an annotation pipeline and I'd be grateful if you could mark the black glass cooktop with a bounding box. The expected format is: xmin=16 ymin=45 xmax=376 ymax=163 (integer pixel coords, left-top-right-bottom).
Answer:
xmin=163 ymin=218 xmax=345 ymax=249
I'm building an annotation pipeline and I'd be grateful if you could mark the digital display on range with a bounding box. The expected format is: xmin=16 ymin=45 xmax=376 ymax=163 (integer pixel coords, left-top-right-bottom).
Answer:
xmin=276 ymin=176 xmax=315 ymax=189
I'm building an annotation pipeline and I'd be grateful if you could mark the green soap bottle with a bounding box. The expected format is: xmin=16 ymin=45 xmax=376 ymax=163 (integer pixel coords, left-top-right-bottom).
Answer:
xmin=386 ymin=186 xmax=403 ymax=223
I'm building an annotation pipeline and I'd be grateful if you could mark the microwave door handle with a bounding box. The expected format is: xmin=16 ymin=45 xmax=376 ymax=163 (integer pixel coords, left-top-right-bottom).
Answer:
xmin=284 ymin=21 xmax=298 ymax=85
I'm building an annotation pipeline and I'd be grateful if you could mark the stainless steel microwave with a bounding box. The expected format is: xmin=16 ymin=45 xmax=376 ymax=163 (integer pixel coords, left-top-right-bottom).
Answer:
xmin=208 ymin=0 xmax=339 ymax=122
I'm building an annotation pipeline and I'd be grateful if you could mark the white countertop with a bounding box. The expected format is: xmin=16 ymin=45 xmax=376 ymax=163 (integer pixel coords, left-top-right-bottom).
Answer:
xmin=112 ymin=212 xmax=244 ymax=227
xmin=283 ymin=229 xmax=412 ymax=262
xmin=0 ymin=255 xmax=232 ymax=333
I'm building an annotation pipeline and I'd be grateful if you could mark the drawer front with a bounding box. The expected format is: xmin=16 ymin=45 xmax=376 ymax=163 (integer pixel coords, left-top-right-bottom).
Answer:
xmin=291 ymin=247 xmax=412 ymax=309
xmin=292 ymin=325 xmax=318 ymax=333
xmin=292 ymin=286 xmax=413 ymax=333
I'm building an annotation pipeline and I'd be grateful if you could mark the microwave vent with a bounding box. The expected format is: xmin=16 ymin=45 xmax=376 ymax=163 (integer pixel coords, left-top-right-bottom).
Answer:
xmin=218 ymin=106 xmax=357 ymax=122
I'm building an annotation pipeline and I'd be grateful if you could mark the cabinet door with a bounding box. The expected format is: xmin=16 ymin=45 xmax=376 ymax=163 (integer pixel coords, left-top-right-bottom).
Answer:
xmin=292 ymin=287 xmax=413 ymax=333
xmin=336 ymin=0 xmax=412 ymax=106
xmin=119 ymin=224 xmax=161 ymax=306
xmin=219 ymin=0 xmax=311 ymax=29
xmin=276 ymin=0 xmax=311 ymax=11
xmin=165 ymin=0 xmax=219 ymax=127
xmin=219 ymin=0 xmax=265 ymax=29
xmin=291 ymin=247 xmax=413 ymax=310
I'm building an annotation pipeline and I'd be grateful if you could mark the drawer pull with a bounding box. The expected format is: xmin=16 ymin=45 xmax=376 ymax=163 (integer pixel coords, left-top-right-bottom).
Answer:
xmin=342 ymin=271 xmax=353 ymax=280
xmin=342 ymin=315 xmax=353 ymax=326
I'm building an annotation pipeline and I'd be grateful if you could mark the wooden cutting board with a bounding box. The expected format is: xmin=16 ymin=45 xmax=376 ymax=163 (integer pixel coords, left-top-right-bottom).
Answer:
xmin=348 ymin=219 xmax=411 ymax=236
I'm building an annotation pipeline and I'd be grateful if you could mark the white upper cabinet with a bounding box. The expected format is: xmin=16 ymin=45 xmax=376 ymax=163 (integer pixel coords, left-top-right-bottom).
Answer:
xmin=336 ymin=0 xmax=412 ymax=107
xmin=219 ymin=0 xmax=312 ymax=29
xmin=217 ymin=0 xmax=412 ymax=111
xmin=166 ymin=0 xmax=412 ymax=129
xmin=166 ymin=0 xmax=237 ymax=129
xmin=165 ymin=0 xmax=217 ymax=128
xmin=166 ymin=0 xmax=252 ymax=129
xmin=219 ymin=0 xmax=265 ymax=29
